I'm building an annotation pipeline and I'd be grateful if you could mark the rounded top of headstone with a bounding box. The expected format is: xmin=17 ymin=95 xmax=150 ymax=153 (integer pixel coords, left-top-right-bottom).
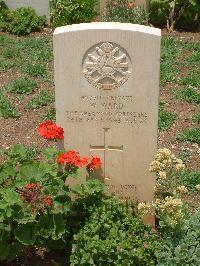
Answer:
xmin=54 ymin=22 xmax=161 ymax=36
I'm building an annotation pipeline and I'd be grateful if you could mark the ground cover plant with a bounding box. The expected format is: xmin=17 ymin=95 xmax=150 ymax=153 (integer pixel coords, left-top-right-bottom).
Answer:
xmin=9 ymin=77 xmax=38 ymax=95
xmin=158 ymin=102 xmax=177 ymax=131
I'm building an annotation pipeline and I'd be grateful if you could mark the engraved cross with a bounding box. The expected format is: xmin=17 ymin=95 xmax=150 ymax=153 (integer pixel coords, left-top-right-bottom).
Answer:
xmin=90 ymin=128 xmax=123 ymax=180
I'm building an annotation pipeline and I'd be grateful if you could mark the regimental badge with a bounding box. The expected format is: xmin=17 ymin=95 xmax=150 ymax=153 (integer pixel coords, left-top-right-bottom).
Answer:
xmin=83 ymin=42 xmax=132 ymax=90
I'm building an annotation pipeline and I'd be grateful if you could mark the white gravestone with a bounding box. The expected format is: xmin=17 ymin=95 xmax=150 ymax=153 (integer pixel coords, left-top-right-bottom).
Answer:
xmin=5 ymin=0 xmax=50 ymax=18
xmin=54 ymin=23 xmax=161 ymax=207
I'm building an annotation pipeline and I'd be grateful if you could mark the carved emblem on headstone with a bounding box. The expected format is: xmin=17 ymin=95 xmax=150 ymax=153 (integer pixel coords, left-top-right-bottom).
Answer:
xmin=83 ymin=42 xmax=132 ymax=90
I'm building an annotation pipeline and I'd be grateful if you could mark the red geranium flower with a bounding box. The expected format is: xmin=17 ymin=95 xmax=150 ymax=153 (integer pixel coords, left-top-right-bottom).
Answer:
xmin=57 ymin=150 xmax=89 ymax=168
xmin=44 ymin=195 xmax=53 ymax=207
xmin=87 ymin=156 xmax=102 ymax=171
xmin=25 ymin=183 xmax=40 ymax=189
xmin=19 ymin=183 xmax=42 ymax=205
xmin=127 ymin=2 xmax=135 ymax=9
xmin=38 ymin=121 xmax=64 ymax=140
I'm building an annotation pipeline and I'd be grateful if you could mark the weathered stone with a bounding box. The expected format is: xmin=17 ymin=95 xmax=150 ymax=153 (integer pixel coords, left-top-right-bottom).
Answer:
xmin=53 ymin=23 xmax=161 ymax=214
xmin=5 ymin=0 xmax=50 ymax=18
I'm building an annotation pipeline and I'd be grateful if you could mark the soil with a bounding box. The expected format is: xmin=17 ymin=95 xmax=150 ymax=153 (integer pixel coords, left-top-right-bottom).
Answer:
xmin=1 ymin=249 xmax=69 ymax=266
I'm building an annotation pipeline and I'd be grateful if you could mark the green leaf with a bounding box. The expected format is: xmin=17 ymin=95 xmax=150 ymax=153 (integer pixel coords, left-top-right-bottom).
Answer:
xmin=188 ymin=0 xmax=197 ymax=6
xmin=18 ymin=162 xmax=44 ymax=180
xmin=0 ymin=165 xmax=16 ymax=184
xmin=14 ymin=223 xmax=36 ymax=245
xmin=43 ymin=147 xmax=61 ymax=161
xmin=2 ymin=189 xmax=21 ymax=205
xmin=0 ymin=223 xmax=11 ymax=232
xmin=37 ymin=214 xmax=54 ymax=238
xmin=52 ymin=214 xmax=66 ymax=240
xmin=38 ymin=214 xmax=66 ymax=240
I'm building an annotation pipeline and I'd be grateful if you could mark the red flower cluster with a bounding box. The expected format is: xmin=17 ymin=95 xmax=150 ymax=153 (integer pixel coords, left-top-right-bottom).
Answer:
xmin=18 ymin=183 xmax=53 ymax=210
xmin=127 ymin=2 xmax=135 ymax=9
xmin=44 ymin=195 xmax=53 ymax=207
xmin=38 ymin=121 xmax=64 ymax=140
xmin=19 ymin=183 xmax=42 ymax=205
xmin=25 ymin=183 xmax=40 ymax=190
xmin=87 ymin=156 xmax=102 ymax=171
xmin=57 ymin=150 xmax=89 ymax=168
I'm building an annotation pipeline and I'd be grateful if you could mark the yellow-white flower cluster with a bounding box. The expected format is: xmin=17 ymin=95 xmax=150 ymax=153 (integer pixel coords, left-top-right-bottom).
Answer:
xmin=175 ymin=159 xmax=185 ymax=171
xmin=195 ymin=184 xmax=200 ymax=192
xmin=176 ymin=185 xmax=188 ymax=194
xmin=155 ymin=196 xmax=184 ymax=226
xmin=138 ymin=202 xmax=151 ymax=216
xmin=149 ymin=148 xmax=185 ymax=178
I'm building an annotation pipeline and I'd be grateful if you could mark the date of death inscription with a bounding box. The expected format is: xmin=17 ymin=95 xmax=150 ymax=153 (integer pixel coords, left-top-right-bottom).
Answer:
xmin=65 ymin=96 xmax=148 ymax=125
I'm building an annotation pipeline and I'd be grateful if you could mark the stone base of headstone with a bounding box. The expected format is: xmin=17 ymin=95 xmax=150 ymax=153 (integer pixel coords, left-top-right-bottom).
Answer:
xmin=143 ymin=214 xmax=155 ymax=227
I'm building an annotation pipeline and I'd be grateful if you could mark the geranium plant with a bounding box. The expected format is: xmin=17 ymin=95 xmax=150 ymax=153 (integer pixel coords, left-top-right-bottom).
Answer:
xmin=0 ymin=120 xmax=101 ymax=261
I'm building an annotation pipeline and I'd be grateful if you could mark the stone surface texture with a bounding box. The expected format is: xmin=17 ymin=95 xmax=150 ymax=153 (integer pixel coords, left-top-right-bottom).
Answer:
xmin=54 ymin=22 xmax=161 ymax=205
xmin=5 ymin=0 xmax=50 ymax=18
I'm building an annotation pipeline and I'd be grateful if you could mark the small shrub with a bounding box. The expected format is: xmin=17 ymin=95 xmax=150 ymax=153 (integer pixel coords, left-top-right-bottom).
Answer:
xmin=175 ymin=87 xmax=200 ymax=105
xmin=2 ymin=7 xmax=46 ymax=36
xmin=177 ymin=128 xmax=200 ymax=144
xmin=181 ymin=70 xmax=200 ymax=88
xmin=160 ymin=37 xmax=182 ymax=86
xmin=0 ymin=91 xmax=19 ymax=118
xmin=10 ymin=77 xmax=38 ymax=94
xmin=178 ymin=149 xmax=192 ymax=163
xmin=149 ymin=0 xmax=200 ymax=31
xmin=102 ymin=0 xmax=149 ymax=25
xmin=159 ymin=110 xmax=177 ymax=131
xmin=179 ymin=170 xmax=200 ymax=191
xmin=26 ymin=90 xmax=54 ymax=109
xmin=0 ymin=34 xmax=10 ymax=48
xmin=50 ymin=0 xmax=98 ymax=27
xmin=0 ymin=123 xmax=103 ymax=262
xmin=185 ymin=42 xmax=200 ymax=66
xmin=0 ymin=145 xmax=71 ymax=261
xmin=23 ymin=64 xmax=47 ymax=78
xmin=190 ymin=113 xmax=200 ymax=124
xmin=0 ymin=59 xmax=14 ymax=72
xmin=0 ymin=0 xmax=9 ymax=29
xmin=156 ymin=209 xmax=200 ymax=265
xmin=41 ymin=108 xmax=56 ymax=121
xmin=71 ymin=195 xmax=159 ymax=265
xmin=2 ymin=47 xmax=20 ymax=59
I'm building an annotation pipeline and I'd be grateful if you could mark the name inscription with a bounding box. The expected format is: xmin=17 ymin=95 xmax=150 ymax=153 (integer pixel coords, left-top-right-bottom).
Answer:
xmin=81 ymin=95 xmax=134 ymax=110
xmin=65 ymin=95 xmax=148 ymax=125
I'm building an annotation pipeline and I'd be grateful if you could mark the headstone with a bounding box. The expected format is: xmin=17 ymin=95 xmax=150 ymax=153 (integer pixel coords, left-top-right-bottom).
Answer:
xmin=5 ymin=0 xmax=50 ymax=19
xmin=54 ymin=23 xmax=161 ymax=209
